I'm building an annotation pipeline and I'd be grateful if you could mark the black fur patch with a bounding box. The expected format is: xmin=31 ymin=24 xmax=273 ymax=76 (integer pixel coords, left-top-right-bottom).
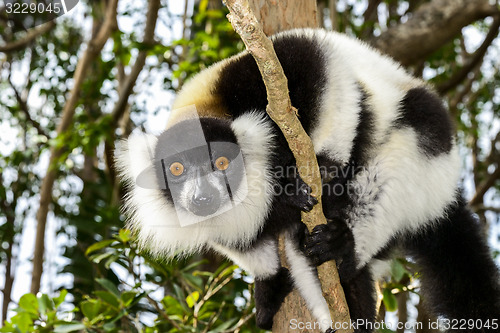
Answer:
xmin=350 ymin=85 xmax=375 ymax=166
xmin=396 ymin=88 xmax=453 ymax=156
xmin=200 ymin=117 xmax=238 ymax=144
xmin=404 ymin=196 xmax=500 ymax=323
xmin=211 ymin=33 xmax=329 ymax=242
xmin=254 ymin=267 xmax=294 ymax=330
xmin=340 ymin=266 xmax=377 ymax=332
xmin=213 ymin=32 xmax=328 ymax=134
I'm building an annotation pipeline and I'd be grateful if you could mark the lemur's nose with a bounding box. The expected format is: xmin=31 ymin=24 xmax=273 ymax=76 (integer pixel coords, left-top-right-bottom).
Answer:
xmin=192 ymin=192 xmax=214 ymax=206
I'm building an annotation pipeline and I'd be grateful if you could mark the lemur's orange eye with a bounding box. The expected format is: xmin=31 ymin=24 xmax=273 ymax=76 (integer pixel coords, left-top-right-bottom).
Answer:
xmin=169 ymin=162 xmax=184 ymax=176
xmin=215 ymin=156 xmax=230 ymax=171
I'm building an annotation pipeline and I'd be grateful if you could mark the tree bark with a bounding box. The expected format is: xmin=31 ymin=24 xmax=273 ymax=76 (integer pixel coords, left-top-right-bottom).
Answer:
xmin=0 ymin=21 xmax=55 ymax=53
xmin=110 ymin=0 xmax=161 ymax=124
xmin=0 ymin=173 xmax=16 ymax=323
xmin=247 ymin=0 xmax=318 ymax=35
xmin=223 ymin=1 xmax=351 ymax=332
xmin=371 ymin=0 xmax=499 ymax=65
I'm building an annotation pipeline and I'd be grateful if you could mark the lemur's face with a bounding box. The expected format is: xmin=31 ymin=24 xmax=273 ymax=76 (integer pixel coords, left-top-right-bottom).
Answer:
xmin=117 ymin=112 xmax=274 ymax=253
xmin=153 ymin=118 xmax=246 ymax=220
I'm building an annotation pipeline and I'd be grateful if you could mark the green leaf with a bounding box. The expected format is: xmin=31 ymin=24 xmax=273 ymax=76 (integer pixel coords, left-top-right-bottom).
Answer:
xmin=117 ymin=229 xmax=131 ymax=243
xmin=95 ymin=291 xmax=120 ymax=309
xmin=9 ymin=312 xmax=34 ymax=332
xmin=96 ymin=278 xmax=120 ymax=296
xmin=103 ymin=321 xmax=117 ymax=331
xmin=104 ymin=253 xmax=121 ymax=269
xmin=211 ymin=318 xmax=238 ymax=332
xmin=80 ymin=300 xmax=101 ymax=321
xmin=53 ymin=290 xmax=68 ymax=308
xmin=0 ymin=326 xmax=15 ymax=333
xmin=119 ymin=52 xmax=132 ymax=66
xmin=85 ymin=239 xmax=116 ymax=255
xmin=181 ymin=259 xmax=207 ymax=272
xmin=185 ymin=291 xmax=199 ymax=308
xmin=18 ymin=293 xmax=38 ymax=314
xmin=182 ymin=272 xmax=204 ymax=289
xmin=53 ymin=323 xmax=87 ymax=332
xmin=382 ymin=289 xmax=398 ymax=312
xmin=120 ymin=291 xmax=137 ymax=307
xmin=88 ymin=251 xmax=113 ymax=264
xmin=172 ymin=284 xmax=186 ymax=302
xmin=391 ymin=259 xmax=406 ymax=282
xmin=161 ymin=296 xmax=186 ymax=315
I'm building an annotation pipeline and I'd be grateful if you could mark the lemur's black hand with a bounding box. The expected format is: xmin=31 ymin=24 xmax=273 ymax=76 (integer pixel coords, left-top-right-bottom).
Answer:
xmin=291 ymin=179 xmax=318 ymax=212
xmin=303 ymin=218 xmax=353 ymax=267
xmin=277 ymin=165 xmax=318 ymax=212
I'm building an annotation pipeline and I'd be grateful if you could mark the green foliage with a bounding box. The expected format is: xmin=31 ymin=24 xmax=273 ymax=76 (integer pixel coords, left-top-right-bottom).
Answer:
xmin=379 ymin=258 xmax=418 ymax=315
xmin=0 ymin=290 xmax=86 ymax=333
xmin=2 ymin=230 xmax=262 ymax=332
xmin=162 ymin=1 xmax=244 ymax=90
xmin=84 ymin=229 xmax=261 ymax=332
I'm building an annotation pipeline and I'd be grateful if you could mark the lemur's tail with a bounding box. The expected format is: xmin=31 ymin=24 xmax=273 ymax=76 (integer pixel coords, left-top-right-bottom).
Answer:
xmin=405 ymin=195 xmax=500 ymax=332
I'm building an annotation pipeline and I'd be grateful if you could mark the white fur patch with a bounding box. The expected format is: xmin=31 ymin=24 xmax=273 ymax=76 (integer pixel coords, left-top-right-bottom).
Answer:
xmin=115 ymin=113 xmax=276 ymax=257
xmin=346 ymin=128 xmax=461 ymax=267
xmin=273 ymin=29 xmax=457 ymax=269
xmin=210 ymin=240 xmax=280 ymax=278
xmin=285 ymin=234 xmax=332 ymax=332
xmin=275 ymin=29 xmax=422 ymax=164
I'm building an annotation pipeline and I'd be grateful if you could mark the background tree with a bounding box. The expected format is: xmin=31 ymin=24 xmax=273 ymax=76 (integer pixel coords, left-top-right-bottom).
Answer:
xmin=0 ymin=0 xmax=498 ymax=332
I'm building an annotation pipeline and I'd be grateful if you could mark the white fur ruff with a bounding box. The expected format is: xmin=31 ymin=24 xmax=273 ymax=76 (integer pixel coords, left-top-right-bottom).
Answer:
xmin=115 ymin=113 xmax=276 ymax=257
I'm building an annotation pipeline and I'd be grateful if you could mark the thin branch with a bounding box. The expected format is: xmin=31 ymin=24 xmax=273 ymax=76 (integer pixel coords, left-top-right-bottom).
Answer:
xmin=470 ymin=166 xmax=500 ymax=206
xmin=448 ymin=65 xmax=480 ymax=118
xmin=317 ymin=0 xmax=326 ymax=29
xmin=471 ymin=114 xmax=481 ymax=189
xmin=1 ymin=236 xmax=15 ymax=323
xmin=371 ymin=0 xmax=499 ymax=65
xmin=0 ymin=172 xmax=16 ymax=323
xmin=7 ymin=76 xmax=48 ymax=137
xmin=30 ymin=0 xmax=119 ymax=295
xmin=106 ymin=0 xmax=159 ymax=201
xmin=437 ymin=16 xmax=500 ymax=94
xmin=110 ymin=0 xmax=160 ymax=124
xmin=360 ymin=0 xmax=381 ymax=39
xmin=364 ymin=0 xmax=380 ymax=23
xmin=329 ymin=0 xmax=337 ymax=31
xmin=222 ymin=1 xmax=351 ymax=332
xmin=0 ymin=21 xmax=55 ymax=53
xmin=485 ymin=130 xmax=500 ymax=166
xmin=144 ymin=293 xmax=183 ymax=330
xmin=472 ymin=204 xmax=500 ymax=214
xmin=219 ymin=313 xmax=256 ymax=333
xmin=182 ymin=0 xmax=189 ymax=40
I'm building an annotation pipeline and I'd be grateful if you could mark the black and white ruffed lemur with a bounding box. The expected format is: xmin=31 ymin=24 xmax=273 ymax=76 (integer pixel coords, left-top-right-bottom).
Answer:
xmin=116 ymin=29 xmax=500 ymax=332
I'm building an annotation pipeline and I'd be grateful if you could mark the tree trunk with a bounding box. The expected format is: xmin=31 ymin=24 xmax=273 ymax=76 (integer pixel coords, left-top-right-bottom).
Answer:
xmin=248 ymin=0 xmax=318 ymax=35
